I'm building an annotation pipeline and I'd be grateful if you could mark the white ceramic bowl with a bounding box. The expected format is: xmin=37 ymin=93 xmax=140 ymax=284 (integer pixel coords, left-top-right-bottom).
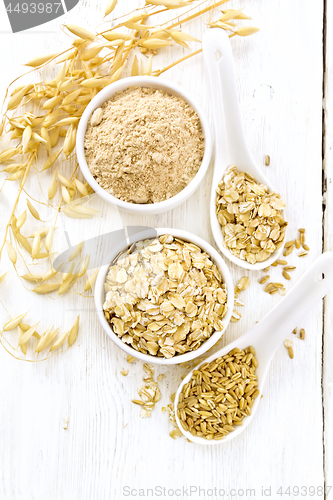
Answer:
xmin=76 ymin=76 xmax=212 ymax=215
xmin=94 ymin=228 xmax=234 ymax=365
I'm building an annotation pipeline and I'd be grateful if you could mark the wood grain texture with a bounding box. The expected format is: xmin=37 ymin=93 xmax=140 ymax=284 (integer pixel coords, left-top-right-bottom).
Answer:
xmin=0 ymin=1 xmax=329 ymax=499
xmin=324 ymin=0 xmax=333 ymax=493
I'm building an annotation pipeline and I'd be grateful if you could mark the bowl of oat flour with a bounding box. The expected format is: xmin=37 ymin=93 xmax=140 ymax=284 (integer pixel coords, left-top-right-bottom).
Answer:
xmin=76 ymin=76 xmax=212 ymax=214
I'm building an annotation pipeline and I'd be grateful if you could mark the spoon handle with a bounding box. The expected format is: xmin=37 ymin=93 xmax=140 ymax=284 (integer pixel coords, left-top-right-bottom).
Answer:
xmin=249 ymin=252 xmax=333 ymax=360
xmin=203 ymin=29 xmax=250 ymax=177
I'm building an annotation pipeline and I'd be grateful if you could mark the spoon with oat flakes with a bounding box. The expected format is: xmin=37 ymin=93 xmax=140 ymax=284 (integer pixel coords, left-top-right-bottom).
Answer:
xmin=203 ymin=29 xmax=287 ymax=270
xmin=175 ymin=252 xmax=333 ymax=444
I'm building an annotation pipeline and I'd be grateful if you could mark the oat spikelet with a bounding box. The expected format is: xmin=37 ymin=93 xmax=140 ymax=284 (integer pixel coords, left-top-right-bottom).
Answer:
xmin=63 ymin=204 xmax=99 ymax=219
xmin=27 ymin=200 xmax=41 ymax=220
xmin=65 ymin=24 xmax=95 ymax=41
xmin=22 ymin=126 xmax=32 ymax=153
xmin=3 ymin=312 xmax=28 ymax=331
xmin=6 ymin=241 xmax=17 ymax=264
xmin=31 ymin=233 xmax=41 ymax=260
xmin=7 ymin=87 xmax=30 ymax=111
xmin=105 ymin=0 xmax=117 ymax=16
xmin=21 ymin=273 xmax=43 ymax=282
xmin=84 ymin=269 xmax=99 ymax=292
xmin=42 ymin=95 xmax=63 ymax=111
xmin=81 ymin=77 xmax=110 ymax=89
xmin=221 ymin=9 xmax=252 ymax=20
xmin=141 ymin=39 xmax=173 ymax=50
xmin=102 ymin=31 xmax=133 ymax=41
xmin=8 ymin=170 xmax=25 ymax=181
xmin=145 ymin=0 xmax=191 ymax=8
xmin=74 ymin=178 xmax=89 ymax=196
xmin=56 ymin=117 xmax=80 ymax=127
xmin=61 ymin=186 xmax=72 ymax=204
xmin=0 ymin=272 xmax=8 ymax=285
xmin=235 ymin=27 xmax=259 ymax=36
xmin=24 ymin=53 xmax=57 ymax=67
xmin=62 ymin=89 xmax=82 ymax=105
xmin=170 ymin=31 xmax=200 ymax=49
xmin=42 ymin=150 xmax=62 ymax=171
xmin=48 ymin=172 xmax=58 ymax=199
xmin=63 ymin=126 xmax=77 ymax=157
xmin=0 ymin=147 xmax=22 ymax=162
xmin=57 ymin=172 xmax=74 ymax=189
xmin=69 ymin=242 xmax=82 ymax=261
xmin=32 ymin=283 xmax=60 ymax=294
xmin=35 ymin=328 xmax=58 ymax=353
xmin=78 ymin=255 xmax=90 ymax=277
xmin=45 ymin=227 xmax=54 ymax=253
xmin=49 ymin=329 xmax=71 ymax=351
xmin=19 ymin=322 xmax=40 ymax=345
xmin=219 ymin=9 xmax=243 ymax=22
xmin=131 ymin=55 xmax=139 ymax=76
xmin=14 ymin=232 xmax=32 ymax=254
xmin=68 ymin=316 xmax=80 ymax=347
xmin=16 ymin=211 xmax=27 ymax=229
xmin=143 ymin=55 xmax=153 ymax=75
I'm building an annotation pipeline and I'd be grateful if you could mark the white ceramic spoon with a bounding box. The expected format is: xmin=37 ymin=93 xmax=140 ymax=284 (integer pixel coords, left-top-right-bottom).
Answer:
xmin=203 ymin=29 xmax=286 ymax=270
xmin=175 ymin=252 xmax=333 ymax=445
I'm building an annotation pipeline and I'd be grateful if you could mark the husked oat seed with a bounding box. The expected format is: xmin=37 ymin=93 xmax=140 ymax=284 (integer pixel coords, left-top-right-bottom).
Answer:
xmin=215 ymin=166 xmax=287 ymax=264
xmin=282 ymin=271 xmax=291 ymax=280
xmin=300 ymin=328 xmax=305 ymax=340
xmin=284 ymin=241 xmax=294 ymax=248
xmin=283 ymin=246 xmax=294 ymax=257
xmin=298 ymin=251 xmax=308 ymax=258
xmin=103 ymin=235 xmax=228 ymax=359
xmin=177 ymin=346 xmax=259 ymax=440
xmin=84 ymin=87 xmax=204 ymax=204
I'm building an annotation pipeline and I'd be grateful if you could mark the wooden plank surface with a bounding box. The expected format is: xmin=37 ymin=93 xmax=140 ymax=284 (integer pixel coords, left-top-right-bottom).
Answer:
xmin=324 ymin=0 xmax=333 ymax=495
xmin=0 ymin=1 xmax=329 ymax=499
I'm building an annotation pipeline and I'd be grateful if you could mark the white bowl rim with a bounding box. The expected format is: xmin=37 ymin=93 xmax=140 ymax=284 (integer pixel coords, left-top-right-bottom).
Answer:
xmin=76 ymin=76 xmax=213 ymax=215
xmin=94 ymin=228 xmax=234 ymax=365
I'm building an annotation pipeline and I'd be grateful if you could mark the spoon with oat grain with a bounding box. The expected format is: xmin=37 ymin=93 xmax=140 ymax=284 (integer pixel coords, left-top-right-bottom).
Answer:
xmin=174 ymin=252 xmax=333 ymax=444
xmin=203 ymin=29 xmax=287 ymax=270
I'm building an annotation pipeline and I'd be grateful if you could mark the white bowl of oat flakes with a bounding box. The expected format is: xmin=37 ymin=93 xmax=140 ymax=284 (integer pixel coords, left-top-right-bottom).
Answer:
xmin=94 ymin=228 xmax=234 ymax=365
xmin=76 ymin=76 xmax=212 ymax=214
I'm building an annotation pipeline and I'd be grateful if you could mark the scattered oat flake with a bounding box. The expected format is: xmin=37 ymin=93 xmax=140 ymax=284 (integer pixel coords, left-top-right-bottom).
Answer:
xmin=127 ymin=355 xmax=135 ymax=364
xmin=284 ymin=339 xmax=292 ymax=348
xmin=170 ymin=428 xmax=183 ymax=439
xmin=121 ymin=369 xmax=129 ymax=376
xmin=63 ymin=416 xmax=69 ymax=430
